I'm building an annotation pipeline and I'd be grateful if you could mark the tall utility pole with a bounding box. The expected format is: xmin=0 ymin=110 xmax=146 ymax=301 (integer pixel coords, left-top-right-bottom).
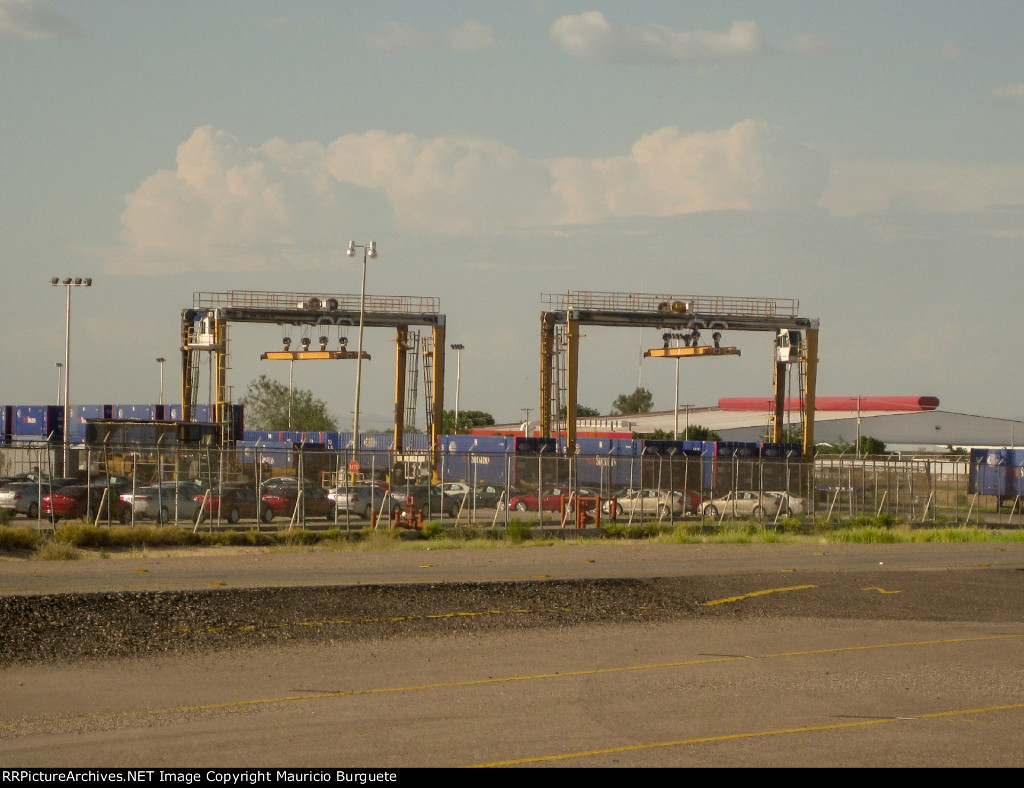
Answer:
xmin=50 ymin=276 xmax=92 ymax=476
xmin=346 ymin=240 xmax=377 ymax=467
xmin=450 ymin=343 xmax=464 ymax=428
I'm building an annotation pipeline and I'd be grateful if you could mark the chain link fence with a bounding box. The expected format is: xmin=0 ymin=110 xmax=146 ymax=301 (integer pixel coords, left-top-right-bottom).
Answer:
xmin=0 ymin=442 xmax=1011 ymax=529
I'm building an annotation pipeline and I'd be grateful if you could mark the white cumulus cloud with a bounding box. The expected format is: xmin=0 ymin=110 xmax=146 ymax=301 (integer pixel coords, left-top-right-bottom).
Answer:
xmin=549 ymin=12 xmax=766 ymax=64
xmin=112 ymin=121 xmax=827 ymax=274
xmin=0 ymin=0 xmax=84 ymax=40
xmin=986 ymin=84 xmax=1024 ymax=103
xmin=549 ymin=120 xmax=827 ymax=223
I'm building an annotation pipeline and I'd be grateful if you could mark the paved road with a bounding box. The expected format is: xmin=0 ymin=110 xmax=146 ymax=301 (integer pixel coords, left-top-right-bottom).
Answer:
xmin=1 ymin=542 xmax=1023 ymax=768
xmin=2 ymin=541 xmax=1020 ymax=596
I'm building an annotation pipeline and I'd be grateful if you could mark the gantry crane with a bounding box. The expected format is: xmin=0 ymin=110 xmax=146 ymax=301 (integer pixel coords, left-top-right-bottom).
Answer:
xmin=180 ymin=290 xmax=446 ymax=466
xmin=540 ymin=290 xmax=819 ymax=455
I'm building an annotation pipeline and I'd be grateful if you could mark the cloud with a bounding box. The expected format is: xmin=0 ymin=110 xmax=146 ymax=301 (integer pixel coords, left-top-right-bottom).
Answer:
xmin=0 ymin=0 xmax=84 ymax=40
xmin=549 ymin=12 xmax=765 ymax=64
xmin=549 ymin=120 xmax=828 ymax=223
xmin=367 ymin=19 xmax=494 ymax=53
xmin=986 ymin=84 xmax=1024 ymax=104
xmin=113 ymin=121 xmax=827 ymax=274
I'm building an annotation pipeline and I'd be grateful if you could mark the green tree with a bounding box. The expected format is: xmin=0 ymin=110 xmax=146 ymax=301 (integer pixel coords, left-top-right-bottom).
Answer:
xmin=679 ymin=424 xmax=720 ymax=441
xmin=558 ymin=404 xmax=602 ymax=418
xmin=761 ymin=425 xmax=804 ymax=443
xmin=859 ymin=435 xmax=887 ymax=455
xmin=442 ymin=409 xmax=495 ymax=434
xmin=611 ymin=387 xmax=654 ymax=415
xmin=641 ymin=425 xmax=720 ymax=441
xmin=240 ymin=374 xmax=338 ymax=432
xmin=815 ymin=435 xmax=887 ymax=455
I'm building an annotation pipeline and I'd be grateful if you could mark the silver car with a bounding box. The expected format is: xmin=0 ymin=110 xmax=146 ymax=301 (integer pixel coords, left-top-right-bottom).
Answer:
xmin=0 ymin=482 xmax=42 ymax=519
xmin=329 ymin=484 xmax=395 ymax=520
xmin=122 ymin=482 xmax=207 ymax=523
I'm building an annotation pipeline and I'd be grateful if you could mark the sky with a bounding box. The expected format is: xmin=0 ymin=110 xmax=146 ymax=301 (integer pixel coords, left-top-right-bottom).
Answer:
xmin=3 ymin=1 xmax=1024 ymax=432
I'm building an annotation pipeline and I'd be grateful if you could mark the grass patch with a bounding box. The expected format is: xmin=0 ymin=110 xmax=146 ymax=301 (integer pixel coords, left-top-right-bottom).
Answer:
xmin=5 ymin=517 xmax=1023 ymax=559
xmin=0 ymin=525 xmax=41 ymax=551
xmin=601 ymin=522 xmax=673 ymax=539
xmin=506 ymin=520 xmax=532 ymax=544
xmin=33 ymin=540 xmax=83 ymax=561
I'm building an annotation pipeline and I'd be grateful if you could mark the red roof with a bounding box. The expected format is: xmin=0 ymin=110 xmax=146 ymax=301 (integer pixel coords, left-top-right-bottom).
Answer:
xmin=717 ymin=396 xmax=939 ymax=412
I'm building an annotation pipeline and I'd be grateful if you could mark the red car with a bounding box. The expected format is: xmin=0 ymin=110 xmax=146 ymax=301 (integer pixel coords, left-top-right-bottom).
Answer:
xmin=260 ymin=482 xmax=336 ymax=522
xmin=195 ymin=482 xmax=270 ymax=524
xmin=507 ymin=486 xmax=598 ymax=512
xmin=42 ymin=484 xmax=132 ymax=524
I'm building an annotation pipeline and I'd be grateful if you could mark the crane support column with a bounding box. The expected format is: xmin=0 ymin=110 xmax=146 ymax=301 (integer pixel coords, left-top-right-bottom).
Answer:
xmin=394 ymin=326 xmax=408 ymax=453
xmin=180 ymin=312 xmax=194 ymax=423
xmin=213 ymin=315 xmax=228 ymax=437
xmin=772 ymin=360 xmax=786 ymax=443
xmin=429 ymin=322 xmax=445 ymax=471
xmin=801 ymin=328 xmax=819 ymax=456
xmin=566 ymin=310 xmax=580 ymax=455
xmin=539 ymin=314 xmax=555 ymax=437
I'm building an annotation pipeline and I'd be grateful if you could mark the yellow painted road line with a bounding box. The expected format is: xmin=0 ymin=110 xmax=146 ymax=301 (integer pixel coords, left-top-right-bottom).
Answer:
xmin=3 ymin=633 xmax=1021 ymax=733
xmin=468 ymin=702 xmax=1024 ymax=767
xmin=703 ymin=584 xmax=818 ymax=606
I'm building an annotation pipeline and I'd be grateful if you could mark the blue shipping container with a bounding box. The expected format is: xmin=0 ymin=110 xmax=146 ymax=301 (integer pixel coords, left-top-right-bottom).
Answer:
xmin=12 ymin=405 xmax=63 ymax=438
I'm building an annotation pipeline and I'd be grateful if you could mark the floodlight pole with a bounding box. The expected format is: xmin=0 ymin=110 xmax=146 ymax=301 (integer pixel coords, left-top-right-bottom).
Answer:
xmin=156 ymin=357 xmax=166 ymax=406
xmin=347 ymin=241 xmax=377 ymax=469
xmin=51 ymin=276 xmax=92 ymax=476
xmin=674 ymin=357 xmax=680 ymax=439
xmin=450 ymin=343 xmax=464 ymax=429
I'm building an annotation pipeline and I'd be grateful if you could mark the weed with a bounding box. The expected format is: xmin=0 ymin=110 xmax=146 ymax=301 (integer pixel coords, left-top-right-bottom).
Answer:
xmin=0 ymin=525 xmax=40 ymax=551
xmin=33 ymin=539 xmax=82 ymax=561
xmin=602 ymin=522 xmax=672 ymax=539
xmin=420 ymin=521 xmax=447 ymax=539
xmin=506 ymin=520 xmax=532 ymax=544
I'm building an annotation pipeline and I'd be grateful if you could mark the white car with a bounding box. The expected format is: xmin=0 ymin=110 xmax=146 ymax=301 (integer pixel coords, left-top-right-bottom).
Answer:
xmin=765 ymin=491 xmax=810 ymax=515
xmin=441 ymin=482 xmax=472 ymax=498
xmin=699 ymin=491 xmax=783 ymax=519
xmin=602 ymin=489 xmax=696 ymax=519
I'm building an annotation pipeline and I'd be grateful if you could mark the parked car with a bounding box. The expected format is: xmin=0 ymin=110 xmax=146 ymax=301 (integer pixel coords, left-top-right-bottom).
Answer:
xmin=602 ymin=488 xmax=699 ymax=519
xmin=42 ymin=483 xmax=132 ymax=524
xmin=699 ymin=491 xmax=783 ymax=519
xmin=329 ymin=483 xmax=396 ymax=520
xmin=0 ymin=481 xmax=42 ymax=519
xmin=764 ymin=491 xmax=810 ymax=516
xmin=441 ymin=482 xmax=508 ymax=508
xmin=466 ymin=484 xmax=508 ymax=508
xmin=440 ymin=482 xmax=472 ymax=498
xmin=260 ymin=482 xmax=336 ymax=522
xmin=138 ymin=484 xmax=207 ymax=523
xmin=389 ymin=484 xmax=461 ymax=518
xmin=120 ymin=481 xmax=207 ymax=521
xmin=507 ymin=486 xmax=598 ymax=513
xmin=195 ymin=482 xmax=268 ymax=524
